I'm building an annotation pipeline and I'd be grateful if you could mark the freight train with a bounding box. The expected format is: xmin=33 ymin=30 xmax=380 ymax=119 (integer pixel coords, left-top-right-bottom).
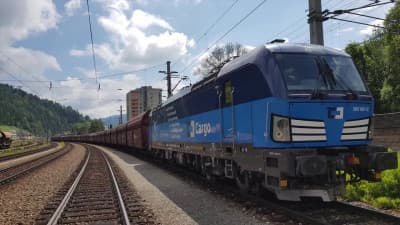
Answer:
xmin=53 ymin=43 xmax=398 ymax=201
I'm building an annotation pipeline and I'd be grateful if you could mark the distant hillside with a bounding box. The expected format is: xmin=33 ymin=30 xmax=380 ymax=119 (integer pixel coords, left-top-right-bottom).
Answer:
xmin=0 ymin=84 xmax=101 ymax=136
xmin=101 ymin=114 xmax=127 ymax=128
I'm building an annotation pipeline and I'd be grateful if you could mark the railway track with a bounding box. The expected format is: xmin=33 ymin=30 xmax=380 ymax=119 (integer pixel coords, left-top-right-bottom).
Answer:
xmin=37 ymin=145 xmax=155 ymax=225
xmin=122 ymin=148 xmax=400 ymax=225
xmin=0 ymin=142 xmax=57 ymax=162
xmin=0 ymin=143 xmax=72 ymax=185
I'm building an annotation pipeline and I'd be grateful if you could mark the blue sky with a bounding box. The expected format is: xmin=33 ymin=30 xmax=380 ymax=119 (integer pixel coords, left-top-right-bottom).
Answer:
xmin=0 ymin=0 xmax=394 ymax=118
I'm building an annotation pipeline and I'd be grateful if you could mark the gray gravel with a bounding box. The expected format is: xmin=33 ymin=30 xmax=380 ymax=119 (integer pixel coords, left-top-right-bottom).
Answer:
xmin=98 ymin=145 xmax=274 ymax=225
xmin=0 ymin=143 xmax=62 ymax=170
xmin=0 ymin=143 xmax=85 ymax=225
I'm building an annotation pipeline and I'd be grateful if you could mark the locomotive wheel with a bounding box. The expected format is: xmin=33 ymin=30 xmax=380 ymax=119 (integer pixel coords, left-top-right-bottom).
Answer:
xmin=249 ymin=180 xmax=261 ymax=196
xmin=205 ymin=170 xmax=216 ymax=183
xmin=235 ymin=170 xmax=250 ymax=193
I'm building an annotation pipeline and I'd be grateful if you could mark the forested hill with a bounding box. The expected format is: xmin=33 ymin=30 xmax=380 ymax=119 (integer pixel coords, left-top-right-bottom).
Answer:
xmin=0 ymin=84 xmax=103 ymax=136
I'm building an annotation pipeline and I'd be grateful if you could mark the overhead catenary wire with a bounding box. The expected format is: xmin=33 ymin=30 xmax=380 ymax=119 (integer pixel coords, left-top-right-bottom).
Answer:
xmin=180 ymin=0 xmax=269 ymax=75
xmin=195 ymin=0 xmax=240 ymax=44
xmin=323 ymin=0 xmax=398 ymax=35
xmin=0 ymin=67 xmax=40 ymax=96
xmin=86 ymin=0 xmax=99 ymax=85
xmin=0 ymin=51 xmax=49 ymax=94
xmin=272 ymin=0 xmax=360 ymax=43
xmin=172 ymin=0 xmax=240 ymax=66
xmin=1 ymin=0 xmax=242 ymax=86
xmin=324 ymin=0 xmax=367 ymax=31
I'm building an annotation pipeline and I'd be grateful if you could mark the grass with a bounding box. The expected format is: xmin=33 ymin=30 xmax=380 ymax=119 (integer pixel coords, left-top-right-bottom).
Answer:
xmin=0 ymin=125 xmax=25 ymax=133
xmin=343 ymin=150 xmax=400 ymax=209
xmin=0 ymin=142 xmax=49 ymax=158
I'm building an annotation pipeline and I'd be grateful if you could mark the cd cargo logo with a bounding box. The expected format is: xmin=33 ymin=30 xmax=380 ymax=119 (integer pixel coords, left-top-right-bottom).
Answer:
xmin=328 ymin=107 xmax=344 ymax=119
xmin=189 ymin=120 xmax=212 ymax=137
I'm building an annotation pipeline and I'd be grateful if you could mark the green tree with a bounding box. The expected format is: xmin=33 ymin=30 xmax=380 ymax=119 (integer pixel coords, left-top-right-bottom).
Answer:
xmin=0 ymin=84 xmax=97 ymax=136
xmin=89 ymin=119 xmax=105 ymax=133
xmin=345 ymin=1 xmax=400 ymax=113
xmin=346 ymin=39 xmax=387 ymax=112
xmin=381 ymin=1 xmax=400 ymax=112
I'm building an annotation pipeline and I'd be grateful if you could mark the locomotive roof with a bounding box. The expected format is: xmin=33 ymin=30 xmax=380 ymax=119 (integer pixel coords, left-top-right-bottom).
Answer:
xmin=158 ymin=43 xmax=351 ymax=109
xmin=265 ymin=43 xmax=349 ymax=57
xmin=218 ymin=43 xmax=349 ymax=78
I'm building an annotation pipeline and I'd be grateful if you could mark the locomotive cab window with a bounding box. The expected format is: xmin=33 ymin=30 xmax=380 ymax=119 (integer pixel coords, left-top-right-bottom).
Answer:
xmin=224 ymin=80 xmax=233 ymax=105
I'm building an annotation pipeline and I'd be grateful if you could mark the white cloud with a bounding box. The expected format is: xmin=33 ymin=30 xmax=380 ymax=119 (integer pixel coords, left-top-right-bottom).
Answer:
xmin=360 ymin=19 xmax=383 ymax=36
xmin=0 ymin=0 xmax=61 ymax=96
xmin=64 ymin=0 xmax=195 ymax=117
xmin=6 ymin=47 xmax=61 ymax=73
xmin=65 ymin=0 xmax=82 ymax=16
xmin=51 ymin=73 xmax=155 ymax=118
xmin=130 ymin=10 xmax=173 ymax=30
xmin=60 ymin=77 xmax=82 ymax=88
xmin=338 ymin=27 xmax=354 ymax=33
xmin=0 ymin=0 xmax=59 ymax=46
xmin=69 ymin=49 xmax=87 ymax=57
xmin=123 ymin=0 xmax=203 ymax=6
xmin=71 ymin=0 xmax=194 ymax=71
xmin=73 ymin=67 xmax=97 ymax=78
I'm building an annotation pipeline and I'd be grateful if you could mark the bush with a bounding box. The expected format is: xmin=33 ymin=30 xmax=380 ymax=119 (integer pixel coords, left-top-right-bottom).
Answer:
xmin=343 ymin=152 xmax=400 ymax=209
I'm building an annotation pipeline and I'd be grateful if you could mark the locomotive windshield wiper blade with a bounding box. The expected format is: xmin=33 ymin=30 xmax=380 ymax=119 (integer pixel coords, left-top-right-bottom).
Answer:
xmin=311 ymin=57 xmax=327 ymax=99
xmin=334 ymin=74 xmax=359 ymax=100
xmin=320 ymin=58 xmax=358 ymax=100
xmin=320 ymin=58 xmax=337 ymax=88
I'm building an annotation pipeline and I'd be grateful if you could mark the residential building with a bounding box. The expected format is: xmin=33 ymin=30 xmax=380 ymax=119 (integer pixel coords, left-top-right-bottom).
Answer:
xmin=126 ymin=86 xmax=162 ymax=120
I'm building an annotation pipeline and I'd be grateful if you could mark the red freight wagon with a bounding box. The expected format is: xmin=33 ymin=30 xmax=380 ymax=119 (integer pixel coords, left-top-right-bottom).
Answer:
xmin=116 ymin=124 xmax=127 ymax=146
xmin=126 ymin=111 xmax=150 ymax=149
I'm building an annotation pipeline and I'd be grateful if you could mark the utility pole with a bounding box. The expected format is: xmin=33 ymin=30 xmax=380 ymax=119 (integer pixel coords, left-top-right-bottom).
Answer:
xmin=167 ymin=61 xmax=172 ymax=97
xmin=159 ymin=61 xmax=178 ymax=98
xmin=117 ymin=105 xmax=125 ymax=125
xmin=308 ymin=0 xmax=324 ymax=45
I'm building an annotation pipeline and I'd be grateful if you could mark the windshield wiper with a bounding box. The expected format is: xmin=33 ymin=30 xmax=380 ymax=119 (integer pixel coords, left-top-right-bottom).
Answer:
xmin=320 ymin=58 xmax=358 ymax=100
xmin=320 ymin=58 xmax=337 ymax=88
xmin=312 ymin=57 xmax=358 ymax=100
xmin=312 ymin=57 xmax=328 ymax=99
xmin=334 ymin=75 xmax=359 ymax=100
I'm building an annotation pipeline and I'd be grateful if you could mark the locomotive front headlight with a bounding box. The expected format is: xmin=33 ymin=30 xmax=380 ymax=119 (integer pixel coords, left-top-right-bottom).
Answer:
xmin=272 ymin=115 xmax=291 ymax=142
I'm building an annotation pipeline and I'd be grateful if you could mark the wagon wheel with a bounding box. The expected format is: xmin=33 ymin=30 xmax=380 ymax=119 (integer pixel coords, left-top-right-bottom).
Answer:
xmin=235 ymin=168 xmax=250 ymax=193
xmin=201 ymin=157 xmax=216 ymax=183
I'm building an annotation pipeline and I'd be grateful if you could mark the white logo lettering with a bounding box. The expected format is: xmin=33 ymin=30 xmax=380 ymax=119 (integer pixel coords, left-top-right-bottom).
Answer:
xmin=335 ymin=107 xmax=344 ymax=119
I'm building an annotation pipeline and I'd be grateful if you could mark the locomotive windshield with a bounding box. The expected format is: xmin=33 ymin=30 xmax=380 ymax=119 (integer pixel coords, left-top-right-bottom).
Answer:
xmin=274 ymin=53 xmax=368 ymax=94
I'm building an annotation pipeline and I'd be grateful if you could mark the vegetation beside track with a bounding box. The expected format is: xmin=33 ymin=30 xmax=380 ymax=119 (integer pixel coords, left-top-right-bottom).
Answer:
xmin=0 ymin=142 xmax=50 ymax=157
xmin=0 ymin=125 xmax=30 ymax=134
xmin=344 ymin=151 xmax=400 ymax=209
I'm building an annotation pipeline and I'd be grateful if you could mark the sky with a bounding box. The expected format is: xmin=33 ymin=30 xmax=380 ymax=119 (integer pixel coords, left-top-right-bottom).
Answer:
xmin=0 ymin=0 xmax=395 ymax=118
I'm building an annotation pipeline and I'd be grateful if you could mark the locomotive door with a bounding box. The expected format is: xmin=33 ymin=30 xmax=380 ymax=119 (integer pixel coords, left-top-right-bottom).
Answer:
xmin=222 ymin=80 xmax=235 ymax=148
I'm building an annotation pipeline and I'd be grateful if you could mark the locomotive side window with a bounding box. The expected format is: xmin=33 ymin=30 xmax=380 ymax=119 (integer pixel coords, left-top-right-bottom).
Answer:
xmin=224 ymin=80 xmax=232 ymax=105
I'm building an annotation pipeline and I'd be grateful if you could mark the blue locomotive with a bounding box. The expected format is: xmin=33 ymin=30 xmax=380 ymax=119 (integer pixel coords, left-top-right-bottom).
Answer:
xmin=150 ymin=43 xmax=397 ymax=201
xmin=54 ymin=43 xmax=397 ymax=201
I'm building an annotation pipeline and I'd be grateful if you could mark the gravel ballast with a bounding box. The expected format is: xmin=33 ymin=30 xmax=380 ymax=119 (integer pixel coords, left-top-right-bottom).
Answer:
xmin=98 ymin=145 xmax=273 ymax=225
xmin=0 ymin=143 xmax=62 ymax=170
xmin=0 ymin=143 xmax=86 ymax=225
